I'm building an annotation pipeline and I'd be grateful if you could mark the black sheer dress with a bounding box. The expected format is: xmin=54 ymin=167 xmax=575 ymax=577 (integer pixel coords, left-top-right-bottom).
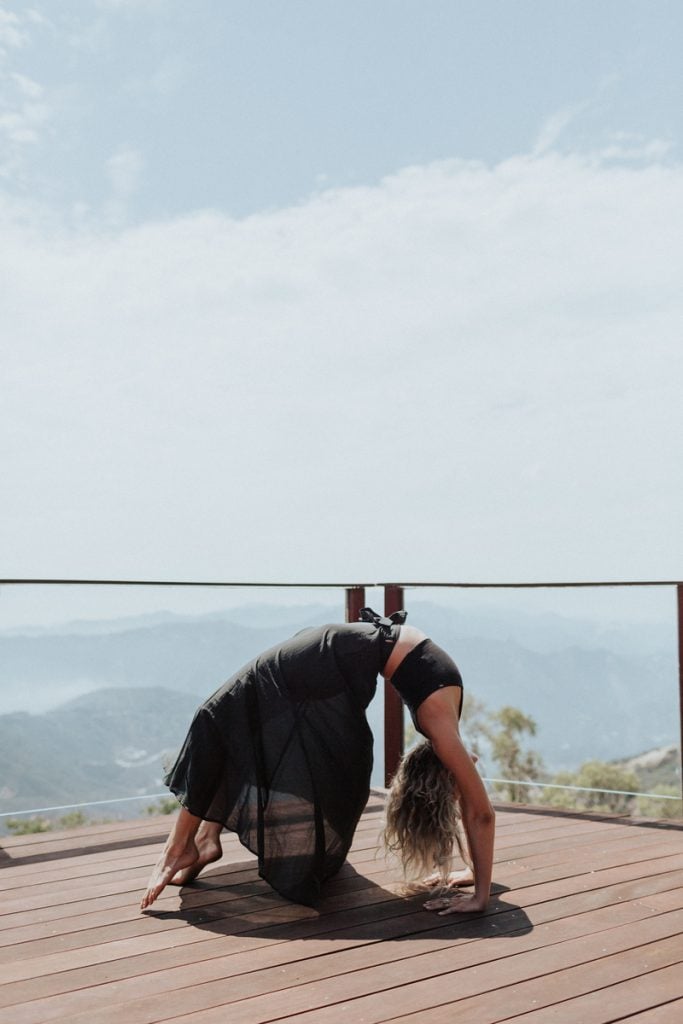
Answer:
xmin=164 ymin=617 xmax=401 ymax=905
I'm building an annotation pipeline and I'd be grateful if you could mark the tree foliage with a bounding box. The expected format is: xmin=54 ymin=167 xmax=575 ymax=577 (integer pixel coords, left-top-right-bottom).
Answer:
xmin=486 ymin=705 xmax=544 ymax=802
xmin=7 ymin=809 xmax=95 ymax=834
xmin=146 ymin=796 xmax=179 ymax=815
xmin=457 ymin=697 xmax=544 ymax=802
xmin=5 ymin=816 xmax=52 ymax=835
xmin=542 ymin=761 xmax=640 ymax=815
xmin=634 ymin=785 xmax=683 ymax=820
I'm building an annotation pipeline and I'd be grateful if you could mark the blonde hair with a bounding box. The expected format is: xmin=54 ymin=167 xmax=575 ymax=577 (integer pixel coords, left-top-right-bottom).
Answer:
xmin=382 ymin=740 xmax=470 ymax=884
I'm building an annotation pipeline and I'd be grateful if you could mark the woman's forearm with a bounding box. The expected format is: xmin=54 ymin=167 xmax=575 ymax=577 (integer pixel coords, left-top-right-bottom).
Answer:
xmin=462 ymin=806 xmax=495 ymax=907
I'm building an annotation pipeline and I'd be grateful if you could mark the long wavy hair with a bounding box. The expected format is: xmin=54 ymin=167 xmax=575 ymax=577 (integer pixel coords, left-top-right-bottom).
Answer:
xmin=382 ymin=740 xmax=470 ymax=885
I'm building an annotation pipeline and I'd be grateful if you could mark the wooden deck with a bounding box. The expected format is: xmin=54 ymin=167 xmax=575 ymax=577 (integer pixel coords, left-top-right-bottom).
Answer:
xmin=1 ymin=798 xmax=683 ymax=1024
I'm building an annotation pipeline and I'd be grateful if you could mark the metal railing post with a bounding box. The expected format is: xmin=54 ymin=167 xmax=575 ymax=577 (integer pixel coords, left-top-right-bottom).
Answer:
xmin=678 ymin=584 xmax=683 ymax=797
xmin=383 ymin=584 xmax=405 ymax=786
xmin=345 ymin=586 xmax=366 ymax=624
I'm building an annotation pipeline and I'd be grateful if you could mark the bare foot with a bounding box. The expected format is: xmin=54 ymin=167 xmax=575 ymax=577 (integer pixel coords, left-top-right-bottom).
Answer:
xmin=169 ymin=829 xmax=222 ymax=885
xmin=140 ymin=839 xmax=199 ymax=910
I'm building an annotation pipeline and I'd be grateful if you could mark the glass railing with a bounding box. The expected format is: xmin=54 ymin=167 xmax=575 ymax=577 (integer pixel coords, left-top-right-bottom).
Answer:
xmin=1 ymin=578 xmax=681 ymax=835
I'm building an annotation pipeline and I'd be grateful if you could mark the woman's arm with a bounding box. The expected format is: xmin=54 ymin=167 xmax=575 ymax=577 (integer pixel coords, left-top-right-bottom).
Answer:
xmin=417 ymin=689 xmax=495 ymax=912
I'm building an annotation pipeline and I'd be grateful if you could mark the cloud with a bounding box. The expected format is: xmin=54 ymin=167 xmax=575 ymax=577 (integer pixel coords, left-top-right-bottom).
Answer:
xmin=597 ymin=133 xmax=673 ymax=164
xmin=95 ymin=0 xmax=168 ymax=8
xmin=123 ymin=53 xmax=187 ymax=99
xmin=0 ymin=6 xmax=54 ymax=181
xmin=10 ymin=71 xmax=42 ymax=99
xmin=100 ymin=144 xmax=145 ymax=224
xmin=532 ymin=103 xmax=587 ymax=156
xmin=0 ymin=76 xmax=51 ymax=183
xmin=0 ymin=71 xmax=48 ymax=140
xmin=0 ymin=8 xmax=26 ymax=53
xmin=1 ymin=145 xmax=682 ymax=583
xmin=105 ymin=144 xmax=144 ymax=197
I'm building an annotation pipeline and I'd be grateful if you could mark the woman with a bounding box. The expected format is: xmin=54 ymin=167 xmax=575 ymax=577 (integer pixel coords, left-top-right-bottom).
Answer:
xmin=141 ymin=609 xmax=494 ymax=915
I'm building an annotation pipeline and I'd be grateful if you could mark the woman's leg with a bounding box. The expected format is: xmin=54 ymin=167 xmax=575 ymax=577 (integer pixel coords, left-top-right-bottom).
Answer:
xmin=170 ymin=819 xmax=223 ymax=885
xmin=140 ymin=807 xmax=203 ymax=909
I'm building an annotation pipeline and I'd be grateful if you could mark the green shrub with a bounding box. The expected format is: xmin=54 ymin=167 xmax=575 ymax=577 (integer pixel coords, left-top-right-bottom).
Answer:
xmin=634 ymin=785 xmax=683 ymax=820
xmin=146 ymin=796 xmax=179 ymax=815
xmin=6 ymin=816 xmax=52 ymax=835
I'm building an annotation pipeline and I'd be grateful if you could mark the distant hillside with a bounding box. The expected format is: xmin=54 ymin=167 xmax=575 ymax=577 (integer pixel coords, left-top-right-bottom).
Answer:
xmin=0 ymin=615 xmax=323 ymax=713
xmin=456 ymin=637 xmax=675 ymax=768
xmin=0 ymin=687 xmax=198 ymax=817
xmin=615 ymin=745 xmax=680 ymax=790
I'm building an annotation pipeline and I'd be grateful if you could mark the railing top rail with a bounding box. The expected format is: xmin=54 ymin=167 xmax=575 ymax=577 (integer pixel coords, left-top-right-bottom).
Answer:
xmin=2 ymin=578 xmax=682 ymax=589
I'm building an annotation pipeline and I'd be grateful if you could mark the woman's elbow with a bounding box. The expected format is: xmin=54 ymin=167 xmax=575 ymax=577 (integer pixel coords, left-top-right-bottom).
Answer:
xmin=466 ymin=805 xmax=496 ymax=829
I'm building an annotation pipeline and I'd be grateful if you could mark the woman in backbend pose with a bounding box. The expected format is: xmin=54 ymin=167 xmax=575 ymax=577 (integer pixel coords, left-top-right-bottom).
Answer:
xmin=141 ymin=609 xmax=495 ymax=915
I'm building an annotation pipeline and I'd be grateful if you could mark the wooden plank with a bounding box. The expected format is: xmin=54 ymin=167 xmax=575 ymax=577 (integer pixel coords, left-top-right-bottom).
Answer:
xmin=493 ymin=824 xmax=663 ymax=862
xmin=470 ymin=968 xmax=683 ymax=1023
xmin=382 ymin=960 xmax=683 ymax=1024
xmin=496 ymin=832 xmax=678 ymax=874
xmin=385 ymin=972 xmax=683 ymax=1024
xmin=604 ymin=999 xmax=683 ymax=1023
xmin=0 ymin=816 xmax=175 ymax=849
xmin=0 ymin=820 xmax=174 ymax=858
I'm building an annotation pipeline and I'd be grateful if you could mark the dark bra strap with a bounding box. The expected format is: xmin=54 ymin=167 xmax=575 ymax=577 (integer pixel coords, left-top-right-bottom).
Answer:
xmin=358 ymin=606 xmax=407 ymax=637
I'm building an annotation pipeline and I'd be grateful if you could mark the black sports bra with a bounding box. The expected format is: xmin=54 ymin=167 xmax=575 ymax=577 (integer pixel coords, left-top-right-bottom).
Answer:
xmin=389 ymin=637 xmax=463 ymax=734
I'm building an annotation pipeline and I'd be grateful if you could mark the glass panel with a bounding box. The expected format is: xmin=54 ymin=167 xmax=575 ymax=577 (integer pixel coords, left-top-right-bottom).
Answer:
xmin=0 ymin=584 xmax=353 ymax=831
xmin=406 ymin=585 xmax=681 ymax=817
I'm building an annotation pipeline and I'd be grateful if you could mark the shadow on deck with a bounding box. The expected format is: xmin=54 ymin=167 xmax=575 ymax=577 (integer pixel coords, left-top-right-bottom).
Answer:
xmin=1 ymin=799 xmax=682 ymax=1023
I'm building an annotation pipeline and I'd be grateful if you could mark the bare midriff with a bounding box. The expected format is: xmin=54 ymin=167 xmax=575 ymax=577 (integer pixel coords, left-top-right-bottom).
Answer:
xmin=382 ymin=624 xmax=428 ymax=681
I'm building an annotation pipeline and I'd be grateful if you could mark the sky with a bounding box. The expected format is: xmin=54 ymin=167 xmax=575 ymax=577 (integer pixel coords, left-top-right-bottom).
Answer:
xmin=1 ymin=0 xmax=682 ymax=628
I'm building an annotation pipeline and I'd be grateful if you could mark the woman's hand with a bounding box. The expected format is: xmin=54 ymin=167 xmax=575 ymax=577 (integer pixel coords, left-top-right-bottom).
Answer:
xmin=422 ymin=868 xmax=474 ymax=889
xmin=424 ymin=892 xmax=488 ymax=915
